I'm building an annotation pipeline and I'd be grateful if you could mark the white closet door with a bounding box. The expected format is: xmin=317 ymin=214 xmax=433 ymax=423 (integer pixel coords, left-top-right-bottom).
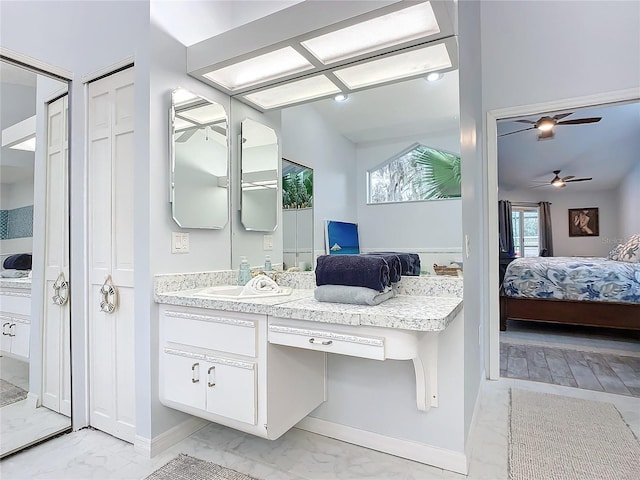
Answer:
xmin=42 ymin=95 xmax=71 ymax=417
xmin=88 ymin=68 xmax=136 ymax=443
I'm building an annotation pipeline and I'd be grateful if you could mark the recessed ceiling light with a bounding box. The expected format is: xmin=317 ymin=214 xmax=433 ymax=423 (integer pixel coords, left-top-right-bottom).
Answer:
xmin=333 ymin=43 xmax=451 ymax=90
xmin=334 ymin=93 xmax=348 ymax=102
xmin=9 ymin=137 xmax=36 ymax=152
xmin=426 ymin=72 xmax=443 ymax=82
xmin=243 ymin=75 xmax=341 ymax=110
xmin=203 ymin=47 xmax=314 ymax=91
xmin=300 ymin=2 xmax=440 ymax=64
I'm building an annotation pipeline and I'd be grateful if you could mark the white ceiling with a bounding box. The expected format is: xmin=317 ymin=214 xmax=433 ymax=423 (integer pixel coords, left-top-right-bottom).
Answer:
xmin=305 ymin=70 xmax=459 ymax=144
xmin=497 ymin=101 xmax=640 ymax=193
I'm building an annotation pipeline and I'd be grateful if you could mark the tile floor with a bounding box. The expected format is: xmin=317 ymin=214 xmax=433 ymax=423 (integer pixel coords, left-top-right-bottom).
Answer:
xmin=1 ymin=377 xmax=639 ymax=480
xmin=500 ymin=342 xmax=640 ymax=396
xmin=0 ymin=356 xmax=71 ymax=457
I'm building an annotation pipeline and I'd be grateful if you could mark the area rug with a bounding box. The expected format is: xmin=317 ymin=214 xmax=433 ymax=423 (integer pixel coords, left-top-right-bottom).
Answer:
xmin=509 ymin=389 xmax=640 ymax=480
xmin=145 ymin=454 xmax=259 ymax=480
xmin=0 ymin=379 xmax=28 ymax=407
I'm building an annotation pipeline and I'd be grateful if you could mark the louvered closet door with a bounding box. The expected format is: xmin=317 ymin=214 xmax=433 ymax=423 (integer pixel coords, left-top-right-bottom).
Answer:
xmin=88 ymin=67 xmax=136 ymax=443
xmin=42 ymin=94 xmax=71 ymax=416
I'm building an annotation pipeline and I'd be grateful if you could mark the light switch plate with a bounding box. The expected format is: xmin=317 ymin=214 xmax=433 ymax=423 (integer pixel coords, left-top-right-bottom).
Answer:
xmin=172 ymin=232 xmax=190 ymax=254
xmin=263 ymin=234 xmax=273 ymax=251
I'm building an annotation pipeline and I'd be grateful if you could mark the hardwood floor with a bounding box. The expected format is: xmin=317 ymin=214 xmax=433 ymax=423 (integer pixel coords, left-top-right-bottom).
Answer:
xmin=500 ymin=342 xmax=640 ymax=396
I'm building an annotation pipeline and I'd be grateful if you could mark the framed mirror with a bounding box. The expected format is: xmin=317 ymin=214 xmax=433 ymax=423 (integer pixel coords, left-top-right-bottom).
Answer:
xmin=240 ymin=118 xmax=278 ymax=232
xmin=170 ymin=88 xmax=229 ymax=229
xmin=282 ymin=159 xmax=313 ymax=270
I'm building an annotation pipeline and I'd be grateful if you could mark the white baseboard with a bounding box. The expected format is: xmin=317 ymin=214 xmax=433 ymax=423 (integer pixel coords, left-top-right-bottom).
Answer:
xmin=26 ymin=392 xmax=39 ymax=408
xmin=295 ymin=416 xmax=468 ymax=475
xmin=464 ymin=381 xmax=483 ymax=467
xmin=134 ymin=416 xmax=209 ymax=457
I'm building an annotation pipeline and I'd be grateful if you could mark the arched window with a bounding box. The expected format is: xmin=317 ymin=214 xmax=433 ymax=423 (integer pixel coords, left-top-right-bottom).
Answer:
xmin=367 ymin=143 xmax=461 ymax=204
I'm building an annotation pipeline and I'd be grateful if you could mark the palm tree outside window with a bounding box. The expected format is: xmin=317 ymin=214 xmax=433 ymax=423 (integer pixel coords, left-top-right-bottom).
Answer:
xmin=367 ymin=143 xmax=461 ymax=204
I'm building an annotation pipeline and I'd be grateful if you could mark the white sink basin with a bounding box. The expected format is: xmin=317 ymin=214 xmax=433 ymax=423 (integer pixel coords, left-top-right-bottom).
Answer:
xmin=197 ymin=285 xmax=293 ymax=299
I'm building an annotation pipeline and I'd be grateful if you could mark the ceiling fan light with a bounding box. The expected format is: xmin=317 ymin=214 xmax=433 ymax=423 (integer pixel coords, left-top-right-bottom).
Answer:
xmin=537 ymin=119 xmax=555 ymax=131
xmin=552 ymin=180 xmax=564 ymax=187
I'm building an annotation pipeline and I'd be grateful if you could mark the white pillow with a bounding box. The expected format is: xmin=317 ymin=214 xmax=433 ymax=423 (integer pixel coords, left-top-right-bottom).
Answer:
xmin=619 ymin=234 xmax=640 ymax=263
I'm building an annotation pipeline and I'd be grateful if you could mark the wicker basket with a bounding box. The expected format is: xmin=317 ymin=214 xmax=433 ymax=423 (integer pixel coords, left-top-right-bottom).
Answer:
xmin=433 ymin=264 xmax=462 ymax=276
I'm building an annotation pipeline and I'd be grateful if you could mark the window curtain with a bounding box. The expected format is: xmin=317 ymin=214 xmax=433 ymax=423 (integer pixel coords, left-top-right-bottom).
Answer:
xmin=498 ymin=200 xmax=514 ymax=255
xmin=538 ymin=201 xmax=554 ymax=257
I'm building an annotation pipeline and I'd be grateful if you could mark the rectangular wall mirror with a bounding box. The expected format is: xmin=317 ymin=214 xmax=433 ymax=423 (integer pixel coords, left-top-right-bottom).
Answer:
xmin=282 ymin=159 xmax=313 ymax=270
xmin=240 ymin=118 xmax=278 ymax=232
xmin=170 ymin=88 xmax=229 ymax=229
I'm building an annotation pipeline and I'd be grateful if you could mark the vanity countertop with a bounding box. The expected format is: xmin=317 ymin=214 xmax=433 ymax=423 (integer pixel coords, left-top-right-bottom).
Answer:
xmin=0 ymin=277 xmax=32 ymax=290
xmin=155 ymin=286 xmax=462 ymax=332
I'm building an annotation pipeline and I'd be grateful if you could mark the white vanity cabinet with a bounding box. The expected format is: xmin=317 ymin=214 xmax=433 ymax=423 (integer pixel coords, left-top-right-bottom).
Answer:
xmin=0 ymin=289 xmax=31 ymax=360
xmin=159 ymin=305 xmax=325 ymax=440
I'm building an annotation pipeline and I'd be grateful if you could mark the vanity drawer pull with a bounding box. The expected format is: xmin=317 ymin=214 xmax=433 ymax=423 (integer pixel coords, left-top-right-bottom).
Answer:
xmin=309 ymin=338 xmax=332 ymax=346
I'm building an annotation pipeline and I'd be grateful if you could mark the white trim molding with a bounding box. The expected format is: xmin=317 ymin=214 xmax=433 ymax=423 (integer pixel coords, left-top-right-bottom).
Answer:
xmin=296 ymin=416 xmax=468 ymax=475
xmin=0 ymin=47 xmax=73 ymax=80
xmin=485 ymin=87 xmax=640 ymax=380
xmin=134 ymin=417 xmax=209 ymax=458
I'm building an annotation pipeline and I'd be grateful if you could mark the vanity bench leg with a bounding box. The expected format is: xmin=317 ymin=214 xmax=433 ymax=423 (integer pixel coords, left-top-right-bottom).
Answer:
xmin=412 ymin=332 xmax=439 ymax=411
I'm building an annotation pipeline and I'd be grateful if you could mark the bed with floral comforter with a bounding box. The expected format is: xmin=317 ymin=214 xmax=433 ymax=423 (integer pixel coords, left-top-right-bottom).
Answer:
xmin=502 ymin=256 xmax=640 ymax=304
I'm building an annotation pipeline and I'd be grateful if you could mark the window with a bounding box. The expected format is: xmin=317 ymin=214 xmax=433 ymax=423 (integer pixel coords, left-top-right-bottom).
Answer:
xmin=367 ymin=143 xmax=461 ymax=204
xmin=511 ymin=207 xmax=539 ymax=257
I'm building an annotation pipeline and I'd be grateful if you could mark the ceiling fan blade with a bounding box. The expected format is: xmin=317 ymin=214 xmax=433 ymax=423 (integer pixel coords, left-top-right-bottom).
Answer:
xmin=552 ymin=112 xmax=573 ymax=121
xmin=565 ymin=177 xmax=592 ymax=183
xmin=528 ymin=184 xmax=551 ymax=189
xmin=561 ymin=175 xmax=575 ymax=181
xmin=499 ymin=126 xmax=536 ymax=137
xmin=515 ymin=119 xmax=537 ymax=124
xmin=556 ymin=117 xmax=602 ymax=125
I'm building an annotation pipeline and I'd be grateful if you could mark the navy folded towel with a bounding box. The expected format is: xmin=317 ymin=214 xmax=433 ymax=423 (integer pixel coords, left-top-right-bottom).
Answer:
xmin=363 ymin=253 xmax=402 ymax=283
xmin=3 ymin=253 xmax=32 ymax=270
xmin=315 ymin=254 xmax=391 ymax=292
xmin=370 ymin=252 xmax=421 ymax=276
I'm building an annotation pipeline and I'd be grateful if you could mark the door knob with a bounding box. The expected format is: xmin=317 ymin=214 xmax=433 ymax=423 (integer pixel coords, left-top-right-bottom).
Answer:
xmin=52 ymin=272 xmax=69 ymax=306
xmin=99 ymin=275 xmax=119 ymax=314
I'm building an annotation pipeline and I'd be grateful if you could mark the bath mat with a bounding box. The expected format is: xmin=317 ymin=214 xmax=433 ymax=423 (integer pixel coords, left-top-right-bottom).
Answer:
xmin=145 ymin=454 xmax=259 ymax=480
xmin=509 ymin=388 xmax=640 ymax=480
xmin=0 ymin=379 xmax=28 ymax=407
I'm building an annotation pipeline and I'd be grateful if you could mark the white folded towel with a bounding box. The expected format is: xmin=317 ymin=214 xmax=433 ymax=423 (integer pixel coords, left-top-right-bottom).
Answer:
xmin=241 ymin=274 xmax=281 ymax=296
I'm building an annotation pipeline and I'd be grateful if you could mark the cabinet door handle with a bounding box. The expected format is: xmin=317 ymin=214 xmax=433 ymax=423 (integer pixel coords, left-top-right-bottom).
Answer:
xmin=9 ymin=323 xmax=16 ymax=337
xmin=309 ymin=338 xmax=333 ymax=346
xmin=208 ymin=366 xmax=216 ymax=387
xmin=191 ymin=362 xmax=200 ymax=383
xmin=52 ymin=272 xmax=69 ymax=306
xmin=99 ymin=275 xmax=118 ymax=314
xmin=2 ymin=322 xmax=9 ymax=335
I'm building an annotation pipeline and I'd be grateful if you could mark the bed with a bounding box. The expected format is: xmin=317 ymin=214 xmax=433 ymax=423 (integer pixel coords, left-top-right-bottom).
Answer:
xmin=500 ymin=256 xmax=640 ymax=331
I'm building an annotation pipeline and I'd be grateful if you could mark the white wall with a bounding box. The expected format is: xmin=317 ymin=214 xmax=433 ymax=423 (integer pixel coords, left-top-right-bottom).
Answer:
xmin=281 ymin=104 xmax=357 ymax=259
xmin=458 ymin=0 xmax=483 ymax=449
xmin=502 ymin=188 xmax=622 ymax=257
xmin=618 ymin=161 xmax=640 ymax=241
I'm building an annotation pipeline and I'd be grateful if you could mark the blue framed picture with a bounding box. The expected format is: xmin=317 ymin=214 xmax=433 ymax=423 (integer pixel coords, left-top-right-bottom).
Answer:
xmin=325 ymin=220 xmax=360 ymax=255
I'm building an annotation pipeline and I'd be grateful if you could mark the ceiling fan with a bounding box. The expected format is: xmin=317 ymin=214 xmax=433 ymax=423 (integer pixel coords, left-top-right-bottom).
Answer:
xmin=532 ymin=170 xmax=593 ymax=188
xmin=499 ymin=112 xmax=602 ymax=139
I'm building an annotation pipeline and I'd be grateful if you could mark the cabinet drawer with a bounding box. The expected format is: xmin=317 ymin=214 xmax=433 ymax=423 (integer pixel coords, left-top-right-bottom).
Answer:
xmin=268 ymin=324 xmax=385 ymax=360
xmin=163 ymin=309 xmax=257 ymax=357
xmin=0 ymin=292 xmax=31 ymax=316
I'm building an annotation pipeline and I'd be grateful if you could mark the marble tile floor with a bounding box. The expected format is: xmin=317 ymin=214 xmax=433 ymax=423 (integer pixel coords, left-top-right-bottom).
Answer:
xmin=1 ymin=398 xmax=71 ymax=457
xmin=1 ymin=377 xmax=639 ymax=480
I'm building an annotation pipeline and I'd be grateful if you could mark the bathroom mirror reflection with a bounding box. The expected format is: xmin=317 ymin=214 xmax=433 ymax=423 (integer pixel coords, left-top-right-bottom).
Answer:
xmin=1 ymin=59 xmax=72 ymax=457
xmin=282 ymin=159 xmax=313 ymax=271
xmin=170 ymin=88 xmax=229 ymax=229
xmin=240 ymin=118 xmax=278 ymax=232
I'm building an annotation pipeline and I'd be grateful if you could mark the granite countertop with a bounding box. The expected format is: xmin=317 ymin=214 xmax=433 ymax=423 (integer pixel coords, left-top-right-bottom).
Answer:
xmin=155 ymin=284 xmax=462 ymax=332
xmin=0 ymin=277 xmax=32 ymax=290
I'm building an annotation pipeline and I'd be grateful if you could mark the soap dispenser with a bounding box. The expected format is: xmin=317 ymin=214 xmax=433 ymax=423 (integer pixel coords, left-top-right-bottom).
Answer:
xmin=264 ymin=255 xmax=272 ymax=272
xmin=238 ymin=256 xmax=251 ymax=286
